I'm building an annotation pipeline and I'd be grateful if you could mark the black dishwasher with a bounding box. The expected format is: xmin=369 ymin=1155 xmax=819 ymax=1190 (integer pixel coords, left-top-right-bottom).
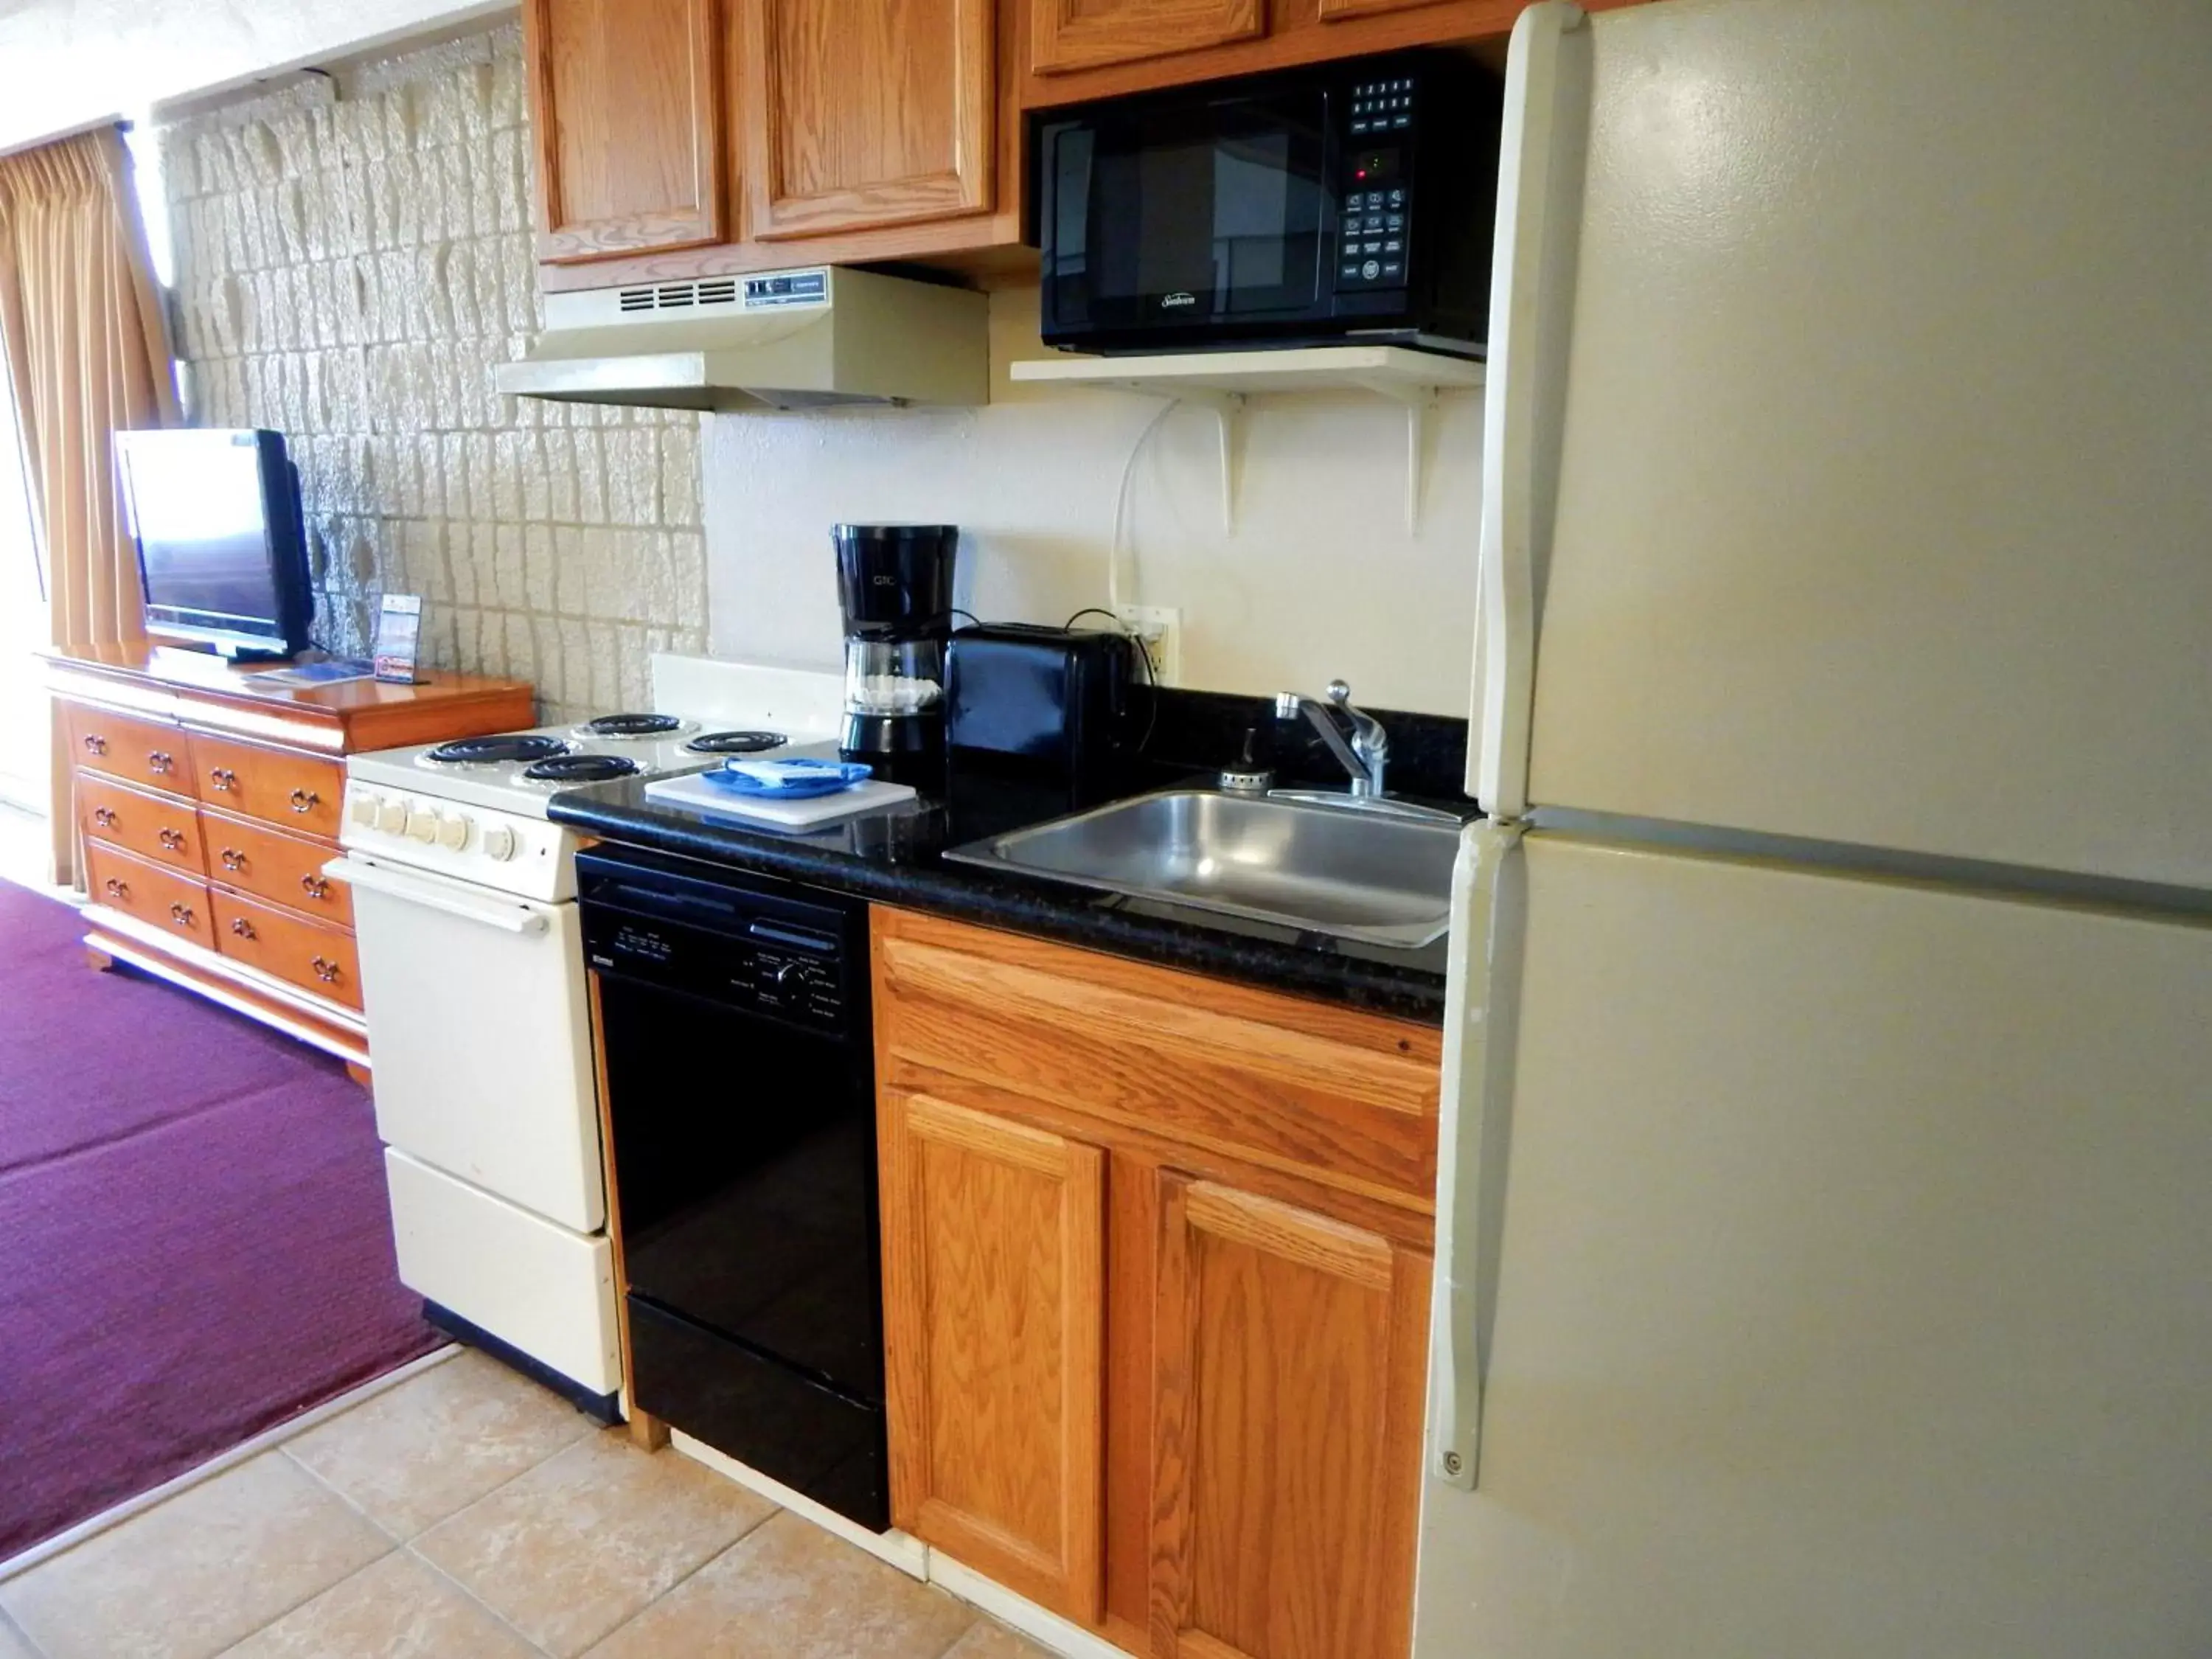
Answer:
xmin=577 ymin=844 xmax=886 ymax=1530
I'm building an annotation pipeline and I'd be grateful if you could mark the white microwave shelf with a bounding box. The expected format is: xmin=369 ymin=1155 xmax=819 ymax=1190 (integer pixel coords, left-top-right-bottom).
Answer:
xmin=1008 ymin=344 xmax=1484 ymax=532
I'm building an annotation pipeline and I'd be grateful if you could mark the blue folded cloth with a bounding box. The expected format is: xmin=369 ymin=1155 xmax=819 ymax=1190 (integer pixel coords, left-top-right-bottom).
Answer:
xmin=700 ymin=757 xmax=874 ymax=800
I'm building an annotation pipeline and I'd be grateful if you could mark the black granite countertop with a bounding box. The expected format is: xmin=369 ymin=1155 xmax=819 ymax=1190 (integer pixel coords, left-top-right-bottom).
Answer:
xmin=547 ymin=690 xmax=1472 ymax=1025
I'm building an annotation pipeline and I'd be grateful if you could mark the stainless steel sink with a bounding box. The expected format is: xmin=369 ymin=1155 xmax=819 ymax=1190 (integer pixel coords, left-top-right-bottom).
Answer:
xmin=945 ymin=788 xmax=1464 ymax=947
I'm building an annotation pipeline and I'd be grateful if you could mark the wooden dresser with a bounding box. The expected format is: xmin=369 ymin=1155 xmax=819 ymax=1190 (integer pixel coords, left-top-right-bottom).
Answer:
xmin=47 ymin=644 xmax=535 ymax=1078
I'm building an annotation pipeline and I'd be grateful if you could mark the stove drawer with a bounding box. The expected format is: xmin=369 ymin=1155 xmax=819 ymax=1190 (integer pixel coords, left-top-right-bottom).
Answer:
xmin=203 ymin=809 xmax=354 ymax=928
xmin=77 ymin=774 xmax=206 ymax=876
xmin=211 ymin=887 xmax=361 ymax=1010
xmin=187 ymin=731 xmax=344 ymax=836
xmin=84 ymin=841 xmax=213 ymax=947
xmin=384 ymin=1147 xmax=620 ymax=1397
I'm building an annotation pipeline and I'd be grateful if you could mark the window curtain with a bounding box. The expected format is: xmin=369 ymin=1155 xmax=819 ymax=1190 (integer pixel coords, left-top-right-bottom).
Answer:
xmin=0 ymin=126 xmax=178 ymax=885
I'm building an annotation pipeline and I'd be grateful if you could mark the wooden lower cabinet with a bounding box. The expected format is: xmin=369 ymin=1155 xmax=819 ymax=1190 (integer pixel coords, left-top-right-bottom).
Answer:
xmin=872 ymin=907 xmax=1442 ymax=1659
xmin=880 ymin=1091 xmax=1106 ymax=1621
xmin=1150 ymin=1175 xmax=1432 ymax=1659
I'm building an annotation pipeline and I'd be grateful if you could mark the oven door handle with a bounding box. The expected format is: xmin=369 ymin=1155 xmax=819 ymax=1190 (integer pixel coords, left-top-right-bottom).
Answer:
xmin=324 ymin=856 xmax=552 ymax=936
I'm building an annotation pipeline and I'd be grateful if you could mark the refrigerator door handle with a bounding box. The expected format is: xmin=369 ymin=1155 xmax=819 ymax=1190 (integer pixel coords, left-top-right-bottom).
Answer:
xmin=1430 ymin=818 xmax=1526 ymax=1488
xmin=1473 ymin=0 xmax=1588 ymax=818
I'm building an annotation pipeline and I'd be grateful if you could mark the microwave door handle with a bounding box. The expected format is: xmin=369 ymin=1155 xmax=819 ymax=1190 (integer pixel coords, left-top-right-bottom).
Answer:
xmin=1475 ymin=0 xmax=1588 ymax=820
xmin=323 ymin=857 xmax=551 ymax=936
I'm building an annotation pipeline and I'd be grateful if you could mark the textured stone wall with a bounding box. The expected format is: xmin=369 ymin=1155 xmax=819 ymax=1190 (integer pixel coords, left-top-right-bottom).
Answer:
xmin=158 ymin=24 xmax=706 ymax=722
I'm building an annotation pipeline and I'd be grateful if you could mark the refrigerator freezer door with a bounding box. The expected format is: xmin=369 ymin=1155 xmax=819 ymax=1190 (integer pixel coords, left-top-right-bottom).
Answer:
xmin=1479 ymin=0 xmax=2212 ymax=886
xmin=1414 ymin=833 xmax=2212 ymax=1658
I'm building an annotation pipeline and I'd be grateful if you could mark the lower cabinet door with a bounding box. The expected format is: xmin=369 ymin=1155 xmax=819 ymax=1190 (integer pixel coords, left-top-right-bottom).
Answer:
xmin=1150 ymin=1174 xmax=1433 ymax=1659
xmin=880 ymin=1091 xmax=1106 ymax=1621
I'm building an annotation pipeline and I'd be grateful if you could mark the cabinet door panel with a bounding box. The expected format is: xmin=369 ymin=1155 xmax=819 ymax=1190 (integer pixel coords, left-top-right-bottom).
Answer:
xmin=1152 ymin=1175 xmax=1430 ymax=1659
xmin=882 ymin=1091 xmax=1105 ymax=1621
xmin=526 ymin=0 xmax=726 ymax=262
xmin=1030 ymin=0 xmax=1263 ymax=75
xmin=742 ymin=0 xmax=994 ymax=240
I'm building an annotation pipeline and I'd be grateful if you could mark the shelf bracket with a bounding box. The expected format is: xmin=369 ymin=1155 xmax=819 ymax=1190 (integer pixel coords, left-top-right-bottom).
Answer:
xmin=1160 ymin=390 xmax=1245 ymax=532
xmin=1352 ymin=378 xmax=1441 ymax=534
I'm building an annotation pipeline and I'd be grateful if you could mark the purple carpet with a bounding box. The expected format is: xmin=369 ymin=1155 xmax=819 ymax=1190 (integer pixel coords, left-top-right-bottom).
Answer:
xmin=0 ymin=876 xmax=437 ymax=1559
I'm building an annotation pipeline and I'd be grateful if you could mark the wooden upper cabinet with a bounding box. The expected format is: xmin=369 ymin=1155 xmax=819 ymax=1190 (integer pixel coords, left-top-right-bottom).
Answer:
xmin=738 ymin=0 xmax=996 ymax=240
xmin=1150 ymin=1175 xmax=1433 ymax=1659
xmin=1030 ymin=0 xmax=1265 ymax=75
xmin=880 ymin=1091 xmax=1107 ymax=1624
xmin=525 ymin=0 xmax=726 ymax=262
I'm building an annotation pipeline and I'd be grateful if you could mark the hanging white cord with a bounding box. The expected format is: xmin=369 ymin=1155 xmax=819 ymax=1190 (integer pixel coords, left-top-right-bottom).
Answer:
xmin=1107 ymin=398 xmax=1178 ymax=617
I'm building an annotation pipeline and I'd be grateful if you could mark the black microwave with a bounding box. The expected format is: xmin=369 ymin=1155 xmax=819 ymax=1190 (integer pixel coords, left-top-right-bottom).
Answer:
xmin=1034 ymin=53 xmax=1503 ymax=355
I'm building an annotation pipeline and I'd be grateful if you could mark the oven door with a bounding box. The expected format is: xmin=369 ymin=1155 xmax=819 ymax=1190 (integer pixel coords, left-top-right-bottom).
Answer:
xmin=1040 ymin=85 xmax=1330 ymax=342
xmin=330 ymin=852 xmax=604 ymax=1234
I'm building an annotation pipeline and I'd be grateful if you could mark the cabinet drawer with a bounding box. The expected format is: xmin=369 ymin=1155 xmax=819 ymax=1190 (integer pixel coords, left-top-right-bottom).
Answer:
xmin=65 ymin=702 xmax=190 ymax=798
xmin=83 ymin=841 xmax=215 ymax=949
xmin=76 ymin=774 xmax=206 ymax=876
xmin=871 ymin=909 xmax=1443 ymax=1203
xmin=201 ymin=809 xmax=353 ymax=928
xmin=210 ymin=887 xmax=361 ymax=1011
xmin=187 ymin=732 xmax=344 ymax=836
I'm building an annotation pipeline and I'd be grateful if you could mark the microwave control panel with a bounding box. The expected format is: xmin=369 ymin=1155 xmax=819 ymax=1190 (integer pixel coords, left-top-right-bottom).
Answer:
xmin=1338 ymin=76 xmax=1414 ymax=290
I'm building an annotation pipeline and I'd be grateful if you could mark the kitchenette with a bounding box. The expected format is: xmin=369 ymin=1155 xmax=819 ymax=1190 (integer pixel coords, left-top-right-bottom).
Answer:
xmin=63 ymin=0 xmax=2208 ymax=1653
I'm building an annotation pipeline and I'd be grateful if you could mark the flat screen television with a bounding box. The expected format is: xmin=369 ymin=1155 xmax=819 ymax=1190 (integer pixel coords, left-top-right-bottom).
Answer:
xmin=115 ymin=428 xmax=312 ymax=658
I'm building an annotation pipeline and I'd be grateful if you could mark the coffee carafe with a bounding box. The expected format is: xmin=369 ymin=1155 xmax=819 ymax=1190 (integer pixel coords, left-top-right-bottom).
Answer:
xmin=835 ymin=523 xmax=959 ymax=782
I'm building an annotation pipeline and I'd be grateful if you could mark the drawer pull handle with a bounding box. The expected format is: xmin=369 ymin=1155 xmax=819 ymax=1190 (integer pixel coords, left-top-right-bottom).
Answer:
xmin=83 ymin=734 xmax=108 ymax=756
xmin=209 ymin=768 xmax=238 ymax=792
xmin=289 ymin=787 xmax=319 ymax=813
xmin=220 ymin=848 xmax=247 ymax=872
xmin=310 ymin=955 xmax=342 ymax=984
xmin=102 ymin=877 xmax=129 ymax=900
xmin=168 ymin=901 xmax=195 ymax=928
xmin=91 ymin=807 xmax=116 ymax=828
xmin=147 ymin=750 xmax=173 ymax=774
xmin=299 ymin=874 xmax=330 ymax=900
xmin=230 ymin=917 xmax=257 ymax=940
xmin=158 ymin=827 xmax=184 ymax=850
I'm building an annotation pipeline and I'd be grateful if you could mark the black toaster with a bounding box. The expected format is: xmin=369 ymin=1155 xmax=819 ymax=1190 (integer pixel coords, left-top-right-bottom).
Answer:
xmin=945 ymin=623 xmax=1135 ymax=797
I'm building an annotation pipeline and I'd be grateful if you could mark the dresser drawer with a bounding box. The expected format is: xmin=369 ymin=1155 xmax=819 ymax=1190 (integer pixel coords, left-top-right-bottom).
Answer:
xmin=83 ymin=841 xmax=215 ymax=950
xmin=187 ymin=731 xmax=344 ymax=836
xmin=77 ymin=774 xmax=206 ymax=876
xmin=65 ymin=702 xmax=190 ymax=798
xmin=201 ymin=809 xmax=354 ymax=928
xmin=210 ymin=887 xmax=361 ymax=1011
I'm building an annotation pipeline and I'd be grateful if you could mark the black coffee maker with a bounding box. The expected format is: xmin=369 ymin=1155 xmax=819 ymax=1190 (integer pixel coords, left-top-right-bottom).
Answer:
xmin=835 ymin=523 xmax=959 ymax=781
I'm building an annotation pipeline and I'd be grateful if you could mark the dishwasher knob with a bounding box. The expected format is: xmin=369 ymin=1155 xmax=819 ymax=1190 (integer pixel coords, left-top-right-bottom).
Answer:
xmin=481 ymin=824 xmax=517 ymax=860
xmin=375 ymin=798 xmax=409 ymax=835
xmin=437 ymin=813 xmax=471 ymax=851
xmin=405 ymin=807 xmax=439 ymax=844
xmin=349 ymin=792 xmax=381 ymax=828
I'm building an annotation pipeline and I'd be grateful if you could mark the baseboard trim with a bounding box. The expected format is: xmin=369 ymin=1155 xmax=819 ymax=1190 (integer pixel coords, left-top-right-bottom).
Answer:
xmin=0 ymin=1344 xmax=459 ymax=1584
xmin=668 ymin=1430 xmax=928 ymax=1579
xmin=927 ymin=1552 xmax=1138 ymax=1659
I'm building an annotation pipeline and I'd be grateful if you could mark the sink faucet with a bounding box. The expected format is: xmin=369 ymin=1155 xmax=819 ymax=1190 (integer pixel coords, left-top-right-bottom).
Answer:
xmin=1275 ymin=680 xmax=1388 ymax=798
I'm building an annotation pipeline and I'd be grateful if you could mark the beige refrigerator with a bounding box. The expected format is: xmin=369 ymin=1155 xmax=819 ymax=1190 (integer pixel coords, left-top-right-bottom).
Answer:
xmin=1418 ymin=0 xmax=2212 ymax=1653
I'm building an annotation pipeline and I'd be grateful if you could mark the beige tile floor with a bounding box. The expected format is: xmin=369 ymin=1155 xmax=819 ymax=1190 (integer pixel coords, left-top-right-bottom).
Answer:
xmin=0 ymin=1349 xmax=1054 ymax=1659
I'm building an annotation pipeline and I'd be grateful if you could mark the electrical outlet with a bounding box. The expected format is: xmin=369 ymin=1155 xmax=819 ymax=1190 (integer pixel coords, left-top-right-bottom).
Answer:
xmin=1116 ymin=605 xmax=1180 ymax=686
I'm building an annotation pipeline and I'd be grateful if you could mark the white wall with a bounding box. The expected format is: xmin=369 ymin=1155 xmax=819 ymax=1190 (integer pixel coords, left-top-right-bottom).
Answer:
xmin=706 ymin=288 xmax=1483 ymax=717
xmin=0 ymin=0 xmax=507 ymax=153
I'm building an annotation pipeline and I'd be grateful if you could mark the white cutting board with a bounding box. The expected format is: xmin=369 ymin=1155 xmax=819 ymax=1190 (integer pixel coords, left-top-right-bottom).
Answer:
xmin=644 ymin=770 xmax=918 ymax=828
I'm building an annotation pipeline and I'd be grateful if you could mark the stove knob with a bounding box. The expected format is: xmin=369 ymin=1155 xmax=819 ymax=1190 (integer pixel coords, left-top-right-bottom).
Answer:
xmin=405 ymin=807 xmax=439 ymax=844
xmin=349 ymin=792 xmax=381 ymax=828
xmin=481 ymin=824 xmax=517 ymax=861
xmin=437 ymin=813 xmax=471 ymax=851
xmin=375 ymin=798 xmax=409 ymax=835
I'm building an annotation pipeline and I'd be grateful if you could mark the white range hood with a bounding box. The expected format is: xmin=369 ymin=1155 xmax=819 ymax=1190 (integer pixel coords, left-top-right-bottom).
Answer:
xmin=495 ymin=265 xmax=990 ymax=412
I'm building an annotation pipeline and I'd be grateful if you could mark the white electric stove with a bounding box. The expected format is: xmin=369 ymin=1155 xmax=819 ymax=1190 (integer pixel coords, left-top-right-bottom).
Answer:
xmin=329 ymin=661 xmax=844 ymax=1409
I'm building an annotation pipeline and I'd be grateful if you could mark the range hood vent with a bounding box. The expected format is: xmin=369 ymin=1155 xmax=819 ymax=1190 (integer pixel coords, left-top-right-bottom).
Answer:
xmin=495 ymin=265 xmax=989 ymax=413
